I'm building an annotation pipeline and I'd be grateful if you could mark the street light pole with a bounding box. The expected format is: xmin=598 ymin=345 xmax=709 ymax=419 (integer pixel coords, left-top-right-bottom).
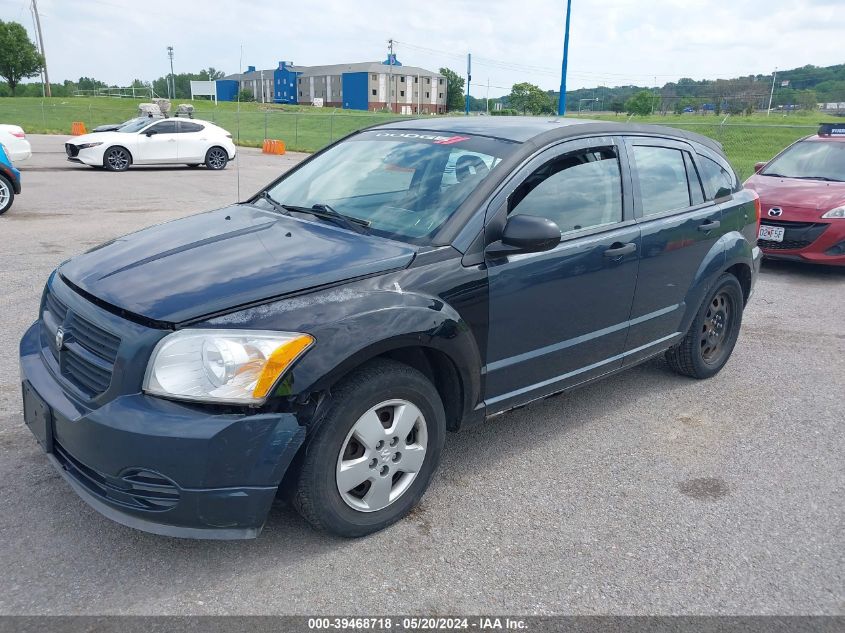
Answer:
xmin=557 ymin=0 xmax=572 ymax=116
xmin=167 ymin=46 xmax=175 ymax=100
xmin=30 ymin=0 xmax=51 ymax=97
xmin=767 ymin=67 xmax=777 ymax=116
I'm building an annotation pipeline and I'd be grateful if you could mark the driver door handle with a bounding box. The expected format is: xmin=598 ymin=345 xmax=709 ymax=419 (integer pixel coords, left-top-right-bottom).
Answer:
xmin=698 ymin=219 xmax=720 ymax=232
xmin=603 ymin=242 xmax=637 ymax=257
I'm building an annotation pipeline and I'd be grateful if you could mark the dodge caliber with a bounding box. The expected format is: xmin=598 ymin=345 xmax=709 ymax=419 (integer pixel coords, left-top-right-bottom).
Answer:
xmin=20 ymin=118 xmax=762 ymax=538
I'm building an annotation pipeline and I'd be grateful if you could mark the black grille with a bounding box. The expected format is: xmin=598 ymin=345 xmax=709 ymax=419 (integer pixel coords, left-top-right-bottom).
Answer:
xmin=41 ymin=288 xmax=121 ymax=397
xmin=759 ymin=220 xmax=829 ymax=252
xmin=759 ymin=238 xmax=815 ymax=251
xmin=65 ymin=143 xmax=79 ymax=158
xmin=54 ymin=442 xmax=180 ymax=511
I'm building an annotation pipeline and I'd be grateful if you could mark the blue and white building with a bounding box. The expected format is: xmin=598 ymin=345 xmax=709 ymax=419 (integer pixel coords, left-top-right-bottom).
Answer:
xmin=220 ymin=57 xmax=447 ymax=113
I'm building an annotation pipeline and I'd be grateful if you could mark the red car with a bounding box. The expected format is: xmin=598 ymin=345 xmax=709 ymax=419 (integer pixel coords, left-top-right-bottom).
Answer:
xmin=744 ymin=123 xmax=845 ymax=266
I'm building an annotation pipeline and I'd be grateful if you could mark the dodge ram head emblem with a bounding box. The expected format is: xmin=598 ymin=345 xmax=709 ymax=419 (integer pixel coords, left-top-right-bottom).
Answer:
xmin=55 ymin=327 xmax=65 ymax=351
xmin=768 ymin=207 xmax=783 ymax=217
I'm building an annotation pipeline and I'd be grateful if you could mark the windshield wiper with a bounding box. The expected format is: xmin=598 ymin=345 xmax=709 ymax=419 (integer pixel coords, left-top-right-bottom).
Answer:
xmin=257 ymin=190 xmax=290 ymax=215
xmin=791 ymin=176 xmax=843 ymax=182
xmin=281 ymin=203 xmax=371 ymax=234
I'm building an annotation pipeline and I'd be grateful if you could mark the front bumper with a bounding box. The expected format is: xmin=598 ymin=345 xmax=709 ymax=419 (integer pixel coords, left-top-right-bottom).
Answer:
xmin=19 ymin=321 xmax=305 ymax=539
xmin=759 ymin=219 xmax=845 ymax=266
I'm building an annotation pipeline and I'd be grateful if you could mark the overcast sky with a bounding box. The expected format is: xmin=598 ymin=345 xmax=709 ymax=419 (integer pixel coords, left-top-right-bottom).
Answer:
xmin=1 ymin=0 xmax=841 ymax=97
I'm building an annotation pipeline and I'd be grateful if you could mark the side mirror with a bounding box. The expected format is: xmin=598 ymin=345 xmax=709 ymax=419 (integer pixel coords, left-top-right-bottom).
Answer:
xmin=486 ymin=214 xmax=561 ymax=258
xmin=754 ymin=161 xmax=766 ymax=173
xmin=144 ymin=129 xmax=157 ymax=137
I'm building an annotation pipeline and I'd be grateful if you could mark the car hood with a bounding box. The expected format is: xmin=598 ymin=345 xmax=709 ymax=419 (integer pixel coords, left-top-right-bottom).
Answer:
xmin=745 ymin=174 xmax=845 ymax=211
xmin=59 ymin=205 xmax=417 ymax=324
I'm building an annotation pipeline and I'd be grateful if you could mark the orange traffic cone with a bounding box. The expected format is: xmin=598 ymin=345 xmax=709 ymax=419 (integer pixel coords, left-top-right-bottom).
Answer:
xmin=71 ymin=121 xmax=87 ymax=135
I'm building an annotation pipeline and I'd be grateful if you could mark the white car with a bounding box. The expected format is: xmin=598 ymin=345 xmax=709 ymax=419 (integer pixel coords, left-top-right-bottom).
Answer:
xmin=0 ymin=124 xmax=32 ymax=163
xmin=64 ymin=117 xmax=236 ymax=171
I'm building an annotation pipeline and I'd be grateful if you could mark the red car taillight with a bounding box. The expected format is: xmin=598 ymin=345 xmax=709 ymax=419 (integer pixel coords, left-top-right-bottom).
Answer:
xmin=11 ymin=132 xmax=25 ymax=139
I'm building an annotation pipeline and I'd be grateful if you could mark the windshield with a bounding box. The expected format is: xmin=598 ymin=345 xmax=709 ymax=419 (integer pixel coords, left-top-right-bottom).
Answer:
xmin=762 ymin=139 xmax=845 ymax=181
xmin=117 ymin=117 xmax=154 ymax=133
xmin=263 ymin=130 xmax=519 ymax=244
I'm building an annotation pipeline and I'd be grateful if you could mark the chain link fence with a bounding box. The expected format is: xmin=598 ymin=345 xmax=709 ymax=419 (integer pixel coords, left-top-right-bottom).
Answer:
xmin=652 ymin=120 xmax=817 ymax=180
xmin=0 ymin=101 xmax=411 ymax=153
xmin=0 ymin=101 xmax=818 ymax=178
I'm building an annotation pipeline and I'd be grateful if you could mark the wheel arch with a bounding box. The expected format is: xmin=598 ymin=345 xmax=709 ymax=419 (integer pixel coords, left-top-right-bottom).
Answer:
xmin=302 ymin=338 xmax=476 ymax=433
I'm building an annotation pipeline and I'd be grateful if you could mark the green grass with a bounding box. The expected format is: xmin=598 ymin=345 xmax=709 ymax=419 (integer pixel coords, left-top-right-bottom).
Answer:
xmin=0 ymin=96 xmax=410 ymax=152
xmin=576 ymin=112 xmax=835 ymax=179
xmin=1 ymin=96 xmax=838 ymax=177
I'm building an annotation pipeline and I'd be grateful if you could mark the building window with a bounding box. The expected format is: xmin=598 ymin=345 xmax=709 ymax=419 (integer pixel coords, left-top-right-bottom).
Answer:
xmin=425 ymin=92 xmax=430 ymax=98
xmin=439 ymin=93 xmax=443 ymax=98
xmin=426 ymin=77 xmax=430 ymax=84
xmin=400 ymin=76 xmax=405 ymax=82
xmin=439 ymin=78 xmax=444 ymax=85
xmin=400 ymin=90 xmax=405 ymax=97
xmin=372 ymin=89 xmax=377 ymax=96
xmin=299 ymin=90 xmax=302 ymax=96
xmin=414 ymin=76 xmax=418 ymax=83
xmin=372 ymin=74 xmax=378 ymax=80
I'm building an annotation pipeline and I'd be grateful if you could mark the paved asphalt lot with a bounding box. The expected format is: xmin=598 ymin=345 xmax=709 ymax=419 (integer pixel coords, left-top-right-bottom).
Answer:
xmin=0 ymin=136 xmax=842 ymax=615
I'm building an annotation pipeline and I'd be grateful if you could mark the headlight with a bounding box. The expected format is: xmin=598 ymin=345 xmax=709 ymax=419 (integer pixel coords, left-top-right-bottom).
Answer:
xmin=821 ymin=206 xmax=845 ymax=219
xmin=143 ymin=329 xmax=314 ymax=404
xmin=76 ymin=142 xmax=103 ymax=150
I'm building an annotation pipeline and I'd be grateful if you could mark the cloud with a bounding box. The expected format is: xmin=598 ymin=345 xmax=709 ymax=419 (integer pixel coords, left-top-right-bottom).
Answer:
xmin=9 ymin=0 xmax=841 ymax=96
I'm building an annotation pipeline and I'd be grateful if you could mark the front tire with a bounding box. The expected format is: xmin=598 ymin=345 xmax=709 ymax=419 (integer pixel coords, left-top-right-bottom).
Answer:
xmin=103 ymin=146 xmax=131 ymax=171
xmin=0 ymin=174 xmax=14 ymax=215
xmin=204 ymin=146 xmax=228 ymax=170
xmin=666 ymin=273 xmax=744 ymax=379
xmin=294 ymin=359 xmax=446 ymax=537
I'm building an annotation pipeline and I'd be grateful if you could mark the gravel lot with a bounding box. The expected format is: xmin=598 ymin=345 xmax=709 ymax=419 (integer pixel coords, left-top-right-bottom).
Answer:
xmin=0 ymin=136 xmax=842 ymax=615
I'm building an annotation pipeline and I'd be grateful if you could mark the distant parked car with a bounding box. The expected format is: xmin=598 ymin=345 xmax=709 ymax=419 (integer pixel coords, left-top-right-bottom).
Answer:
xmin=91 ymin=114 xmax=163 ymax=134
xmin=744 ymin=123 xmax=845 ymax=266
xmin=65 ymin=117 xmax=236 ymax=171
xmin=0 ymin=124 xmax=32 ymax=163
xmin=0 ymin=140 xmax=22 ymax=215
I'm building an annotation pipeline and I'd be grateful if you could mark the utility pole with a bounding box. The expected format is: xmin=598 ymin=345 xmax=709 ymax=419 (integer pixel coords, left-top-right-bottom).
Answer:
xmin=767 ymin=67 xmax=777 ymax=116
xmin=557 ymin=0 xmax=572 ymax=116
xmin=465 ymin=53 xmax=471 ymax=115
xmin=167 ymin=46 xmax=175 ymax=100
xmin=652 ymin=75 xmax=657 ymax=114
xmin=387 ymin=39 xmax=394 ymax=113
xmin=30 ymin=0 xmax=51 ymax=97
xmin=486 ymin=77 xmax=490 ymax=114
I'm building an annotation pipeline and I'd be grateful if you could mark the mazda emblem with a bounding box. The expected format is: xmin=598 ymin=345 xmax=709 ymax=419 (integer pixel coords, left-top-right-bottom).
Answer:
xmin=768 ymin=207 xmax=783 ymax=217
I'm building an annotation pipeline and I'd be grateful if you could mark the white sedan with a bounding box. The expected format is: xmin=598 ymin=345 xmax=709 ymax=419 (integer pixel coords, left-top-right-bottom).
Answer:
xmin=65 ymin=117 xmax=237 ymax=171
xmin=0 ymin=124 xmax=32 ymax=163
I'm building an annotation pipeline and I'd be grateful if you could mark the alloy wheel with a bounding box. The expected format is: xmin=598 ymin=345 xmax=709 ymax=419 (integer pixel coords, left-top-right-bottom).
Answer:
xmin=336 ymin=399 xmax=428 ymax=512
xmin=0 ymin=178 xmax=9 ymax=210
xmin=207 ymin=148 xmax=227 ymax=169
xmin=106 ymin=148 xmax=129 ymax=170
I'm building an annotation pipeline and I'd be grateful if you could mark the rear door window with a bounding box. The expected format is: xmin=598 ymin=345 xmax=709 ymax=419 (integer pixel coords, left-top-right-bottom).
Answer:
xmin=149 ymin=120 xmax=177 ymax=134
xmin=178 ymin=121 xmax=205 ymax=133
xmin=632 ymin=145 xmax=691 ymax=215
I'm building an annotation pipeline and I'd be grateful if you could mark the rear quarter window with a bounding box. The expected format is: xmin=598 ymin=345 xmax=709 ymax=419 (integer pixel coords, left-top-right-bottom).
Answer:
xmin=697 ymin=155 xmax=735 ymax=200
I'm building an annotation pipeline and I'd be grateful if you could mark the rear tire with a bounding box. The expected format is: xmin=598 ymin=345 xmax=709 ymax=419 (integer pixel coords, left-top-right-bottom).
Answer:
xmin=294 ymin=359 xmax=446 ymax=537
xmin=666 ymin=273 xmax=744 ymax=379
xmin=103 ymin=146 xmax=131 ymax=171
xmin=204 ymin=146 xmax=228 ymax=170
xmin=0 ymin=174 xmax=14 ymax=215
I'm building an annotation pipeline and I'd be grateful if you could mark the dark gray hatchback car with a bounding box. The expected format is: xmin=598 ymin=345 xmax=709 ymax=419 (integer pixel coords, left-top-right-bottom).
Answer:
xmin=20 ymin=118 xmax=762 ymax=538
